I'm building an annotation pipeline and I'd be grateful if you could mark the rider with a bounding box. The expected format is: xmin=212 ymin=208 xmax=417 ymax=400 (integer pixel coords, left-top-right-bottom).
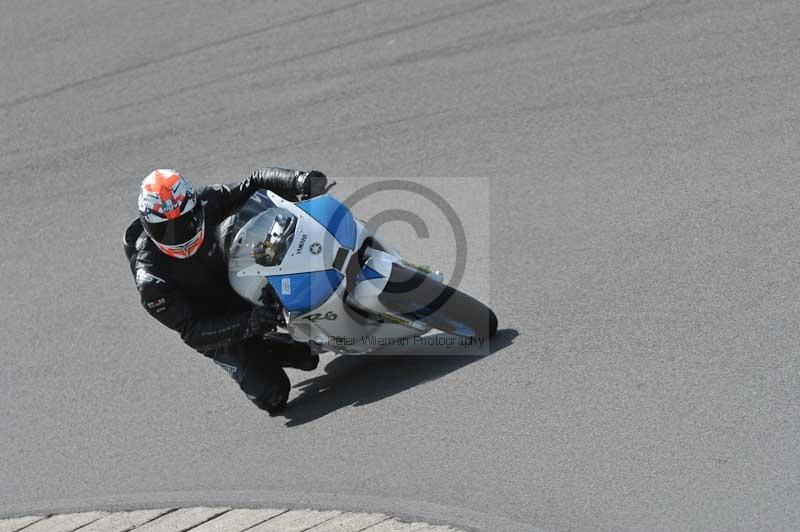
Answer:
xmin=123 ymin=167 xmax=328 ymax=414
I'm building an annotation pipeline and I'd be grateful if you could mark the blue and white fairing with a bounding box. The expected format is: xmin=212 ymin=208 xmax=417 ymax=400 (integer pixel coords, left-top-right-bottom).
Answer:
xmin=226 ymin=190 xmax=419 ymax=351
xmin=227 ymin=191 xmax=355 ymax=311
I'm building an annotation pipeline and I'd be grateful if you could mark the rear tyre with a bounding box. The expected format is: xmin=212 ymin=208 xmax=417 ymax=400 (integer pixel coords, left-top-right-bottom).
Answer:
xmin=379 ymin=263 xmax=498 ymax=338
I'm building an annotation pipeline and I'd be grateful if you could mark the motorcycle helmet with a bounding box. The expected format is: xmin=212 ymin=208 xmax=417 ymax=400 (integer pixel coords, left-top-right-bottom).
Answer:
xmin=138 ymin=169 xmax=205 ymax=259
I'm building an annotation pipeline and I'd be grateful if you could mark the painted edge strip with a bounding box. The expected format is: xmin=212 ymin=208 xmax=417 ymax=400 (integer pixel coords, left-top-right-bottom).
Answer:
xmin=0 ymin=511 xmax=466 ymax=532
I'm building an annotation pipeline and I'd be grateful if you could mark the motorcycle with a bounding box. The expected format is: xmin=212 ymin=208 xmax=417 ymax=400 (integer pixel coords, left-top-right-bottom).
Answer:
xmin=219 ymin=189 xmax=498 ymax=355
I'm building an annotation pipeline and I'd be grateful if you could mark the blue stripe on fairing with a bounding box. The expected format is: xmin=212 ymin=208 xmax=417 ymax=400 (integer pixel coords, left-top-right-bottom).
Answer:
xmin=267 ymin=269 xmax=344 ymax=314
xmin=296 ymin=195 xmax=357 ymax=249
xmin=355 ymin=264 xmax=384 ymax=283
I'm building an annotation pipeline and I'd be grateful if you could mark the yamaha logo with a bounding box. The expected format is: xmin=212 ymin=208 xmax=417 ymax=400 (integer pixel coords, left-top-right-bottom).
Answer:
xmin=295 ymin=233 xmax=308 ymax=254
xmin=310 ymin=242 xmax=322 ymax=255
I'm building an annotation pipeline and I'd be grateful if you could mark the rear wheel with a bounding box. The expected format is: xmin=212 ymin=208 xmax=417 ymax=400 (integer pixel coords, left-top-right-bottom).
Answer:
xmin=379 ymin=263 xmax=498 ymax=338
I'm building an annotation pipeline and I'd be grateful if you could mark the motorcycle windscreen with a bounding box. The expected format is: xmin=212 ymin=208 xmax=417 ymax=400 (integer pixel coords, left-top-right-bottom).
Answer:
xmin=219 ymin=190 xmax=277 ymax=262
xmin=227 ymin=206 xmax=296 ymax=305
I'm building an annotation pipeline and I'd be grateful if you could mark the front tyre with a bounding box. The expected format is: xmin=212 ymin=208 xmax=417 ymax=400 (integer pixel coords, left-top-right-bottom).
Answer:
xmin=379 ymin=263 xmax=498 ymax=338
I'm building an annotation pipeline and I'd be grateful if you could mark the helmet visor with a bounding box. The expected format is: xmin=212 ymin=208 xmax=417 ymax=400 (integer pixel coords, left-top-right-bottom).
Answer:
xmin=147 ymin=204 xmax=205 ymax=246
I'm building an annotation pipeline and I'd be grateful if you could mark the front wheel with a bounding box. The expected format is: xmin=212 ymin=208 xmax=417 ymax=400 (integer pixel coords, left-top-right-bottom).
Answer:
xmin=378 ymin=263 xmax=498 ymax=338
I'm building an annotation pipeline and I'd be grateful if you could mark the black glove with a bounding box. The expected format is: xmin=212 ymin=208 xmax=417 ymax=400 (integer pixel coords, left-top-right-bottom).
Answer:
xmin=247 ymin=305 xmax=277 ymax=337
xmin=295 ymin=170 xmax=328 ymax=199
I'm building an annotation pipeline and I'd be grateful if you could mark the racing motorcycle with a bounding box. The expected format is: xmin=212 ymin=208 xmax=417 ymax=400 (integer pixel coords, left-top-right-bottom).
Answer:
xmin=219 ymin=189 xmax=498 ymax=355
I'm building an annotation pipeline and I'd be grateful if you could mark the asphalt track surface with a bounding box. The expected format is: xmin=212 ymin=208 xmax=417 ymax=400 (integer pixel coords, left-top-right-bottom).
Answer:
xmin=1 ymin=1 xmax=799 ymax=531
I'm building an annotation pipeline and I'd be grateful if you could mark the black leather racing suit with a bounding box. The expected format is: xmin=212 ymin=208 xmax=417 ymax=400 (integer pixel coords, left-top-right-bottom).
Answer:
xmin=123 ymin=168 xmax=317 ymax=412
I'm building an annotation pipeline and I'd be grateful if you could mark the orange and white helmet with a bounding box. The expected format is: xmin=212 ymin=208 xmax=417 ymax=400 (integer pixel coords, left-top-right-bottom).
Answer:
xmin=137 ymin=169 xmax=205 ymax=259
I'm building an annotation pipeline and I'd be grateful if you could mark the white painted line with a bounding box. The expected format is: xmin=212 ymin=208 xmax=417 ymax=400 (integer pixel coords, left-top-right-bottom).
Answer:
xmin=246 ymin=510 xmax=341 ymax=532
xmin=18 ymin=513 xmax=107 ymax=532
xmin=71 ymin=510 xmax=172 ymax=532
xmin=0 ymin=516 xmax=46 ymax=532
xmin=416 ymin=526 xmax=463 ymax=532
xmin=361 ymin=519 xmax=431 ymax=532
xmin=130 ymin=508 xmax=229 ymax=532
xmin=305 ymin=512 xmax=389 ymax=532
xmin=187 ymin=509 xmax=285 ymax=532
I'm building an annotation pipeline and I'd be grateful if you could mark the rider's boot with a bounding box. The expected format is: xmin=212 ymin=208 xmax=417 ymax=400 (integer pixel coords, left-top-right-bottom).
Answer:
xmin=213 ymin=348 xmax=290 ymax=415
xmin=273 ymin=341 xmax=320 ymax=371
xmin=258 ymin=334 xmax=320 ymax=371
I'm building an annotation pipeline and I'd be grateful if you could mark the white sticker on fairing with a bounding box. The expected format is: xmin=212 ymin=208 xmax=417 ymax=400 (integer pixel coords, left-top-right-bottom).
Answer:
xmin=281 ymin=278 xmax=291 ymax=295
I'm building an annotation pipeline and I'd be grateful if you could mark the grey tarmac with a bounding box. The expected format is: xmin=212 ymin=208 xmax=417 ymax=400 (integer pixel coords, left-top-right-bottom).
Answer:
xmin=1 ymin=1 xmax=798 ymax=531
